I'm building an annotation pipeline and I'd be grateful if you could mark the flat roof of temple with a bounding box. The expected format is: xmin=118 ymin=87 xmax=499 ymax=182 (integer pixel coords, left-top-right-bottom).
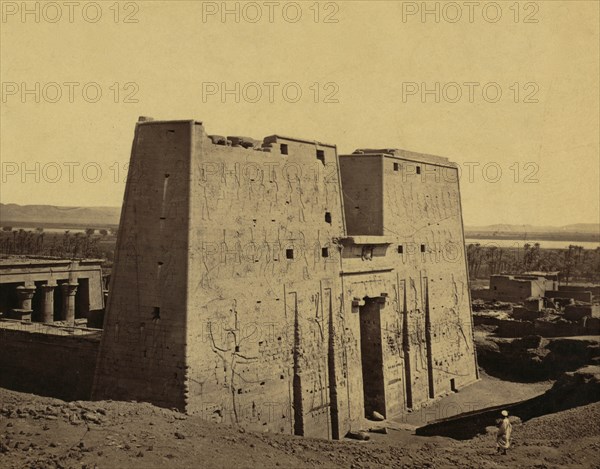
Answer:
xmin=134 ymin=118 xmax=337 ymax=148
xmin=136 ymin=118 xmax=202 ymax=126
xmin=263 ymin=135 xmax=337 ymax=148
xmin=341 ymin=148 xmax=457 ymax=168
xmin=0 ymin=257 xmax=104 ymax=268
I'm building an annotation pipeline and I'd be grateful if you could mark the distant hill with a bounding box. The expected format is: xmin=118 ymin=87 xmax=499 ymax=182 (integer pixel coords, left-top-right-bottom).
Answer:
xmin=0 ymin=203 xmax=120 ymax=229
xmin=465 ymin=223 xmax=600 ymax=243
xmin=465 ymin=223 xmax=600 ymax=234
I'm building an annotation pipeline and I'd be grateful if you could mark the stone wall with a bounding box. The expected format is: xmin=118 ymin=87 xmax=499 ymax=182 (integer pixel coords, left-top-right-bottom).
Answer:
xmin=486 ymin=317 xmax=598 ymax=338
xmin=470 ymin=289 xmax=494 ymax=301
xmin=93 ymin=121 xmax=348 ymax=438
xmin=184 ymin=129 xmax=346 ymax=438
xmin=546 ymin=290 xmax=593 ymax=303
xmin=496 ymin=320 xmax=536 ymax=337
xmin=488 ymin=276 xmax=536 ymax=303
xmin=564 ymin=304 xmax=600 ymax=321
xmin=92 ymin=120 xmax=478 ymax=439
xmin=0 ymin=323 xmax=100 ymax=400
xmin=92 ymin=121 xmax=192 ymax=410
xmin=338 ymin=151 xmax=478 ymax=417
xmin=558 ymin=285 xmax=600 ymax=296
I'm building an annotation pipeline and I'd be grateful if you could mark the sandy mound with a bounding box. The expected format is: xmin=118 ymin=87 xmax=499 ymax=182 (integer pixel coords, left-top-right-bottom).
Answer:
xmin=1 ymin=381 xmax=599 ymax=469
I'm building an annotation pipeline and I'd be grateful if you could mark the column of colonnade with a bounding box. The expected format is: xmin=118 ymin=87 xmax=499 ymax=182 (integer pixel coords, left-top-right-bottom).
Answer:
xmin=60 ymin=282 xmax=78 ymax=325
xmin=39 ymin=283 xmax=57 ymax=323
xmin=7 ymin=280 xmax=79 ymax=325
xmin=13 ymin=285 xmax=35 ymax=321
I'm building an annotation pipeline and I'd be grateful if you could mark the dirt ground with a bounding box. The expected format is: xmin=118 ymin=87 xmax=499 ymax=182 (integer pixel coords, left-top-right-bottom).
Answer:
xmin=395 ymin=371 xmax=552 ymax=427
xmin=1 ymin=372 xmax=598 ymax=469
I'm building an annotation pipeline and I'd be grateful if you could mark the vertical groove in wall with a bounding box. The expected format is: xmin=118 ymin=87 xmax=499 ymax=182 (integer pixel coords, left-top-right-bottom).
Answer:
xmin=326 ymin=287 xmax=339 ymax=439
xmin=424 ymin=277 xmax=435 ymax=399
xmin=395 ymin=275 xmax=406 ymax=409
xmin=291 ymin=292 xmax=304 ymax=436
xmin=402 ymin=279 xmax=413 ymax=409
xmin=283 ymin=284 xmax=294 ymax=435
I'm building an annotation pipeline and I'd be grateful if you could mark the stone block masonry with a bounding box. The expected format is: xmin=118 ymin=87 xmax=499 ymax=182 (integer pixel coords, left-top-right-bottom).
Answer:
xmin=0 ymin=321 xmax=100 ymax=400
xmin=92 ymin=118 xmax=478 ymax=439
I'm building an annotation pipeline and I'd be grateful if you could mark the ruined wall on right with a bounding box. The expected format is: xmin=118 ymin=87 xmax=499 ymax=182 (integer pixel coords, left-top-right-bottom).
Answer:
xmin=381 ymin=155 xmax=478 ymax=406
xmin=338 ymin=151 xmax=478 ymax=418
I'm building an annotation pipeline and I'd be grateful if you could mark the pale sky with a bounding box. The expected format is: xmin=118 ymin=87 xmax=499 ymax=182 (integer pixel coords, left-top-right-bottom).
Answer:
xmin=1 ymin=0 xmax=598 ymax=226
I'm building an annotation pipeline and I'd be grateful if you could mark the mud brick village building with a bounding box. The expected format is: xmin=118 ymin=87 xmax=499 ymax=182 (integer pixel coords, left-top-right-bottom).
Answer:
xmin=92 ymin=117 xmax=478 ymax=439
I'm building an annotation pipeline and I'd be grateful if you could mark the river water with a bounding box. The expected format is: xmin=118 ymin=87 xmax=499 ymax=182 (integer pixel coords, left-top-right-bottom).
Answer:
xmin=465 ymin=238 xmax=599 ymax=250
